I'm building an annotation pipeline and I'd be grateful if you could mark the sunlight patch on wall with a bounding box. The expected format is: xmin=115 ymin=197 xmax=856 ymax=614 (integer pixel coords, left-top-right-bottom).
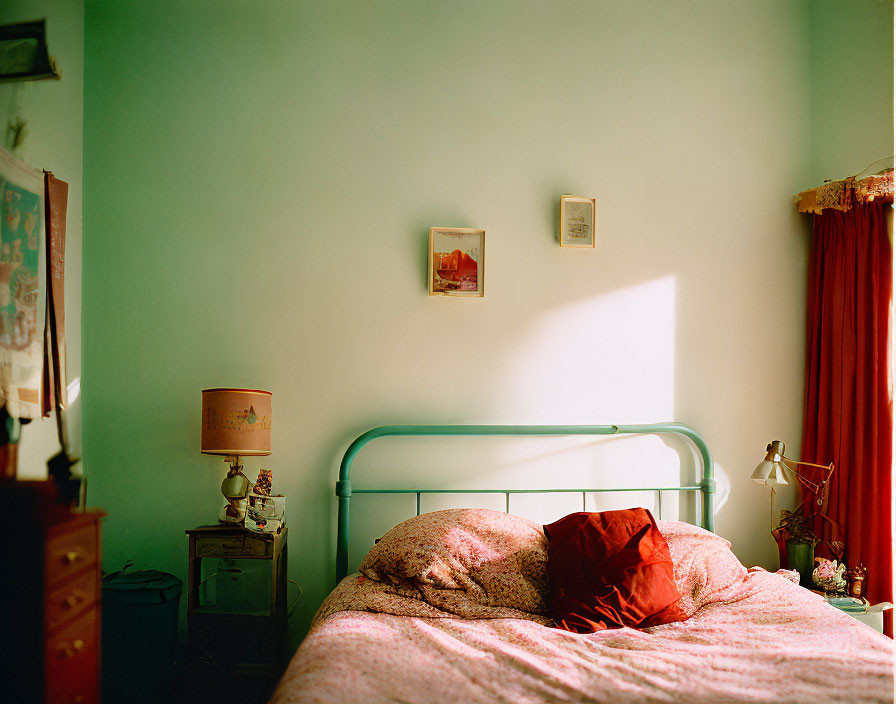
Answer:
xmin=498 ymin=276 xmax=676 ymax=422
xmin=67 ymin=377 xmax=80 ymax=404
xmin=480 ymin=275 xmax=688 ymax=522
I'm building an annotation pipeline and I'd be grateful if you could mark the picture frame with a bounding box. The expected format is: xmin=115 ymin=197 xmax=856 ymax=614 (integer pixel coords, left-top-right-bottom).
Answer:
xmin=559 ymin=195 xmax=596 ymax=248
xmin=428 ymin=227 xmax=485 ymax=297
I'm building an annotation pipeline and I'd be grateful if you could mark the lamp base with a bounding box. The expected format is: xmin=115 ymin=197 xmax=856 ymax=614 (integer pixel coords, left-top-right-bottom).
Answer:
xmin=219 ymin=455 xmax=251 ymax=525
xmin=218 ymin=498 xmax=247 ymax=524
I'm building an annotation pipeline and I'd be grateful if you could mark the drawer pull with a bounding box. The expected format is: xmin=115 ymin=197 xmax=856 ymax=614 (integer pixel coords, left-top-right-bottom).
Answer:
xmin=63 ymin=592 xmax=84 ymax=609
xmin=64 ymin=550 xmax=81 ymax=564
xmin=58 ymin=639 xmax=85 ymax=658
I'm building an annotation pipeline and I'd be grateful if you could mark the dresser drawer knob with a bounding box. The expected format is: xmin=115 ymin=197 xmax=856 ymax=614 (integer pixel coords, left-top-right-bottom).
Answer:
xmin=59 ymin=639 xmax=84 ymax=658
xmin=63 ymin=550 xmax=81 ymax=564
xmin=63 ymin=593 xmax=84 ymax=609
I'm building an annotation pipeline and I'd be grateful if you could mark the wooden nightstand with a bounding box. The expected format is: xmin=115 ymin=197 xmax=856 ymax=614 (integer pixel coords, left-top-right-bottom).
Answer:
xmin=185 ymin=524 xmax=288 ymax=693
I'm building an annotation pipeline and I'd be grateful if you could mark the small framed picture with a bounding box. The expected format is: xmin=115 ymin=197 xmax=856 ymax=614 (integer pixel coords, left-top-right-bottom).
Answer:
xmin=428 ymin=227 xmax=485 ymax=297
xmin=559 ymin=195 xmax=596 ymax=248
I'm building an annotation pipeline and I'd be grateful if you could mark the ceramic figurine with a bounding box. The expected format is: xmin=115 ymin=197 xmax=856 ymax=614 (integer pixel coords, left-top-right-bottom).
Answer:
xmin=812 ymin=557 xmax=846 ymax=593
xmin=845 ymin=563 xmax=867 ymax=599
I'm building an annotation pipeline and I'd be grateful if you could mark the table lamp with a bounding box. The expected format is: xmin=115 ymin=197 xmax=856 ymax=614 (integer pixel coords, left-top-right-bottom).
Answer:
xmin=201 ymin=388 xmax=272 ymax=523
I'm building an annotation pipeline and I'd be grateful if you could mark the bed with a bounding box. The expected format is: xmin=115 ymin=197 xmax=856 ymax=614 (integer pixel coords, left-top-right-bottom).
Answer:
xmin=271 ymin=424 xmax=895 ymax=704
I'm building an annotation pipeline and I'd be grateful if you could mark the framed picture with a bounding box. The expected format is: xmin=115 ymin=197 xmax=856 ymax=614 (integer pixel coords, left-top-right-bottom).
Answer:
xmin=559 ymin=195 xmax=596 ymax=248
xmin=428 ymin=227 xmax=485 ymax=297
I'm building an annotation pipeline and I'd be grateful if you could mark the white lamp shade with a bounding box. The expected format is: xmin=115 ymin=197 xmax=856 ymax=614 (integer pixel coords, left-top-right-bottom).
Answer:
xmin=751 ymin=460 xmax=788 ymax=486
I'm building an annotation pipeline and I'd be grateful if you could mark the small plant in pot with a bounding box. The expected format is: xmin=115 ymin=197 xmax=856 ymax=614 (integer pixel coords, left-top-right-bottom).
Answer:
xmin=775 ymin=505 xmax=818 ymax=587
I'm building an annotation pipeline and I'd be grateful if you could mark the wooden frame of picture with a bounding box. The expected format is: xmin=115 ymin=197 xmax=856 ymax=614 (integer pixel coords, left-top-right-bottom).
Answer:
xmin=559 ymin=195 xmax=596 ymax=248
xmin=428 ymin=227 xmax=485 ymax=297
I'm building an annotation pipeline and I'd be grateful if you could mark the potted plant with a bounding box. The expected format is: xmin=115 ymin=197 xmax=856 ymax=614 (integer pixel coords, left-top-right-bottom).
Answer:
xmin=774 ymin=505 xmax=818 ymax=587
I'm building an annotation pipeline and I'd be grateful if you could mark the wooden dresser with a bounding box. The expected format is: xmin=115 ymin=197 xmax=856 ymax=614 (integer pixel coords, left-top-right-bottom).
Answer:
xmin=1 ymin=481 xmax=104 ymax=704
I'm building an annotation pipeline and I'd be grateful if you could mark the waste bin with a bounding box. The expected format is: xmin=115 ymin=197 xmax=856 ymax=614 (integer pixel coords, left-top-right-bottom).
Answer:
xmin=102 ymin=568 xmax=183 ymax=704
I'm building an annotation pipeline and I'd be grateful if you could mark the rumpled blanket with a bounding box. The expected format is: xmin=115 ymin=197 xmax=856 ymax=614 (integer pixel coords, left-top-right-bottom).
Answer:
xmin=272 ymin=568 xmax=895 ymax=704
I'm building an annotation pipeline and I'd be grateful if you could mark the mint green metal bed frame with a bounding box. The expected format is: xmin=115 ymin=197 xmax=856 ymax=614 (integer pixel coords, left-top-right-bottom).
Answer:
xmin=335 ymin=423 xmax=715 ymax=581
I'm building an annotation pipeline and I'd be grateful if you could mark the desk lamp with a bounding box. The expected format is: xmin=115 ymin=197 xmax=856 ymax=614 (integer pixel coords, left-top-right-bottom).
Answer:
xmin=751 ymin=440 xmax=834 ymax=507
xmin=201 ymin=388 xmax=272 ymax=523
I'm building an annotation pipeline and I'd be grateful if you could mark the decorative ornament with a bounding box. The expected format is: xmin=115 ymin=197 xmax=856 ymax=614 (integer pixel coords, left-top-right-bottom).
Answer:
xmin=812 ymin=557 xmax=846 ymax=593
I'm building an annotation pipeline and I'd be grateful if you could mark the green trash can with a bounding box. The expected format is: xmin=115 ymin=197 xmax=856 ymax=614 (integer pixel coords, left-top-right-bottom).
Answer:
xmin=102 ymin=568 xmax=183 ymax=704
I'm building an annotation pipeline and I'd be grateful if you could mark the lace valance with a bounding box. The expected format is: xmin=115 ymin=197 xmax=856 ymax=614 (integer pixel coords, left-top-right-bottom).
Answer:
xmin=795 ymin=170 xmax=894 ymax=214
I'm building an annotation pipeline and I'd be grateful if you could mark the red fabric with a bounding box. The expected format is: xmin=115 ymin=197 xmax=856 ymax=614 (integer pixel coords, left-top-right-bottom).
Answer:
xmin=543 ymin=509 xmax=686 ymax=633
xmin=801 ymin=202 xmax=892 ymax=629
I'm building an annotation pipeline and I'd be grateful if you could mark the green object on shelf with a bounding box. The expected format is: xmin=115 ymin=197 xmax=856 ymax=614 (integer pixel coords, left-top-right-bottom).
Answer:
xmin=334 ymin=423 xmax=715 ymax=582
xmin=786 ymin=539 xmax=817 ymax=587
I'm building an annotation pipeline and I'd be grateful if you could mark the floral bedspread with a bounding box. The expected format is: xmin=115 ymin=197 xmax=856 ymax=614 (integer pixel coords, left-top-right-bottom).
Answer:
xmin=271 ymin=569 xmax=894 ymax=704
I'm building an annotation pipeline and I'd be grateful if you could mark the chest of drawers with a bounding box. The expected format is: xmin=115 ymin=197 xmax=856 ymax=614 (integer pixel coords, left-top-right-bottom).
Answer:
xmin=1 ymin=482 xmax=104 ymax=704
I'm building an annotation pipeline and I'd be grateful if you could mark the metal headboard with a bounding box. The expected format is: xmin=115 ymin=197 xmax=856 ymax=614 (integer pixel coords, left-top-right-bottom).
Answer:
xmin=335 ymin=423 xmax=715 ymax=581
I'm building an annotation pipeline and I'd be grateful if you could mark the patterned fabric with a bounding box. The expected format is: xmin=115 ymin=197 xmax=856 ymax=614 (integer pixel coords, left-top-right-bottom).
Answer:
xmin=312 ymin=573 xmax=553 ymax=627
xmin=816 ymin=179 xmax=853 ymax=211
xmin=358 ymin=508 xmax=549 ymax=617
xmin=274 ymin=568 xmax=895 ymax=704
xmin=657 ymin=520 xmax=750 ymax=617
xmin=795 ymin=170 xmax=893 ymax=214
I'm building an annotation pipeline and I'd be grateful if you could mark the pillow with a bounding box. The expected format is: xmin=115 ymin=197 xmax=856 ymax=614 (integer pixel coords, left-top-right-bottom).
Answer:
xmin=543 ymin=508 xmax=686 ymax=633
xmin=312 ymin=572 xmax=554 ymax=629
xmin=358 ymin=508 xmax=549 ymax=617
xmin=657 ymin=520 xmax=748 ymax=616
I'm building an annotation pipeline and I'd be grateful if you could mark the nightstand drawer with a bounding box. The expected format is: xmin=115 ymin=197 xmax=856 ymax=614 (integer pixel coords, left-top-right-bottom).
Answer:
xmin=46 ymin=570 xmax=98 ymax=632
xmin=46 ymin=523 xmax=97 ymax=585
xmin=196 ymin=534 xmax=272 ymax=558
xmin=45 ymin=608 xmax=98 ymax=704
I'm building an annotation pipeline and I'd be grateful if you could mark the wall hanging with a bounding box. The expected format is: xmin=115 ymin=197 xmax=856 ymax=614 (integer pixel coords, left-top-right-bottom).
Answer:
xmin=428 ymin=227 xmax=485 ymax=297
xmin=0 ymin=144 xmax=45 ymax=419
xmin=0 ymin=19 xmax=61 ymax=83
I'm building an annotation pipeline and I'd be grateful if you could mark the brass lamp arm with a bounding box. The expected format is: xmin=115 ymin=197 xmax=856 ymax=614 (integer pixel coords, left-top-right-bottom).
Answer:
xmin=779 ymin=456 xmax=834 ymax=495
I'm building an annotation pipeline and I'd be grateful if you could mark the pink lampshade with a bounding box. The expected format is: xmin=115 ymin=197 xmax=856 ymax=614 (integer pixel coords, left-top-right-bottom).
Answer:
xmin=201 ymin=388 xmax=272 ymax=456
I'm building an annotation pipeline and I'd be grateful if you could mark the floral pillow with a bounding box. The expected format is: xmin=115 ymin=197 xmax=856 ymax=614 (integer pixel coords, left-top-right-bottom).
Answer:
xmin=358 ymin=508 xmax=550 ymax=617
xmin=657 ymin=520 xmax=748 ymax=616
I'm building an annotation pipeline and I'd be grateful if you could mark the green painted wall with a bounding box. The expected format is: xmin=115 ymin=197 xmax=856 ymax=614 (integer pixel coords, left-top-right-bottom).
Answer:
xmin=84 ymin=0 xmax=821 ymax=642
xmin=807 ymin=0 xmax=894 ymax=183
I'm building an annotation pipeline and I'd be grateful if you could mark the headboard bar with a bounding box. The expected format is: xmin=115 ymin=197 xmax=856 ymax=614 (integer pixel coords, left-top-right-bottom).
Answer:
xmin=335 ymin=423 xmax=715 ymax=582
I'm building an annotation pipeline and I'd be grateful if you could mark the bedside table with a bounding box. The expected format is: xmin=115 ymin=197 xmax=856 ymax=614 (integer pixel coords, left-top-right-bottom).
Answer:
xmin=185 ymin=525 xmax=288 ymax=690
xmin=821 ymin=594 xmax=892 ymax=634
xmin=843 ymin=603 xmax=893 ymax=634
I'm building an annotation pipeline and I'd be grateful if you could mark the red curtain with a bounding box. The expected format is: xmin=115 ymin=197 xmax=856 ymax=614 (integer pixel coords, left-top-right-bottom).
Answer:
xmin=801 ymin=202 xmax=892 ymax=620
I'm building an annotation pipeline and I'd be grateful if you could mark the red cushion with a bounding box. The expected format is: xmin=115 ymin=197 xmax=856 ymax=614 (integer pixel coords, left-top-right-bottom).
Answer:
xmin=543 ymin=509 xmax=686 ymax=633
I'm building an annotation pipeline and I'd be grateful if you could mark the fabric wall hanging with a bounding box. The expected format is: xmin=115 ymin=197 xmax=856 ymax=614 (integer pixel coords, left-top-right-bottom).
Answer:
xmin=42 ymin=171 xmax=67 ymax=424
xmin=0 ymin=145 xmax=45 ymax=418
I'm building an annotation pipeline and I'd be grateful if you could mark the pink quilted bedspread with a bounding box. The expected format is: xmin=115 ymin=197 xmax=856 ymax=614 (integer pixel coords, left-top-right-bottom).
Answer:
xmin=272 ymin=569 xmax=894 ymax=704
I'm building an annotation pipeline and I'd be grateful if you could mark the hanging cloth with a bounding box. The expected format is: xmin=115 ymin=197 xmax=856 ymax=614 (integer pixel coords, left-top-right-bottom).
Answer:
xmin=41 ymin=170 xmax=68 ymax=435
xmin=801 ymin=200 xmax=892 ymax=632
